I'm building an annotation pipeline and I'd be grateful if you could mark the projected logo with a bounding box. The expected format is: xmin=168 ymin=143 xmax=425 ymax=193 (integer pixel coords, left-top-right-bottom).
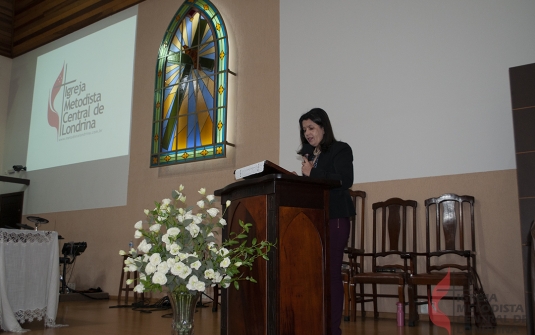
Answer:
xmin=429 ymin=268 xmax=451 ymax=335
xmin=48 ymin=63 xmax=104 ymax=140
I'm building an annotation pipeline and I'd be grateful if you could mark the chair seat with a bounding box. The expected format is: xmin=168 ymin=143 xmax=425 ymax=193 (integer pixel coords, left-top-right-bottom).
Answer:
xmin=408 ymin=271 xmax=470 ymax=286
xmin=353 ymin=272 xmax=405 ymax=285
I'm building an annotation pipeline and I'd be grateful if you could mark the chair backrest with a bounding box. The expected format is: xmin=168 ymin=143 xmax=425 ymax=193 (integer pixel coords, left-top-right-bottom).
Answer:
xmin=371 ymin=197 xmax=417 ymax=271
xmin=348 ymin=190 xmax=366 ymax=252
xmin=345 ymin=190 xmax=366 ymax=272
xmin=424 ymin=193 xmax=475 ymax=271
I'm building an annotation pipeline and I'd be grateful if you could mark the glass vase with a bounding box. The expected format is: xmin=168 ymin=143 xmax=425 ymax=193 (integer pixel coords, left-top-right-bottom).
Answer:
xmin=167 ymin=290 xmax=201 ymax=335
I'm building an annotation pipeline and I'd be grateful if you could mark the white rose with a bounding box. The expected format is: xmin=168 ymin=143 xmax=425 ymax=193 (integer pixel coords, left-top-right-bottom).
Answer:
xmin=134 ymin=220 xmax=143 ymax=229
xmin=172 ymin=262 xmax=192 ymax=279
xmin=193 ymin=280 xmax=206 ymax=291
xmin=177 ymin=252 xmax=188 ymax=261
xmin=169 ymin=243 xmax=182 ymax=255
xmin=134 ymin=230 xmax=143 ymax=239
xmin=162 ymin=198 xmax=172 ymax=205
xmin=162 ymin=234 xmax=171 ymax=245
xmin=144 ymin=209 xmax=149 ymax=215
xmin=145 ymin=263 xmax=156 ymax=275
xmin=152 ymin=271 xmax=168 ymax=285
xmin=219 ymin=247 xmax=229 ymax=256
xmin=206 ymin=208 xmax=219 ymax=218
xmin=149 ymin=253 xmax=162 ymax=266
xmin=222 ymin=276 xmax=231 ymax=288
xmin=220 ymin=257 xmax=231 ymax=268
xmin=167 ymin=227 xmax=180 ymax=237
xmin=226 ymin=200 xmax=231 ymax=207
xmin=138 ymin=240 xmax=152 ymax=253
xmin=179 ymin=196 xmax=186 ymax=203
xmin=192 ymin=215 xmax=202 ymax=224
xmin=204 ymin=269 xmax=215 ymax=280
xmin=198 ymin=188 xmax=206 ymax=195
xmin=179 ymin=184 xmax=184 ymax=191
xmin=186 ymin=275 xmax=198 ymax=290
xmin=133 ymin=284 xmax=145 ymax=293
xmin=185 ymin=223 xmax=200 ymax=238
xmin=150 ymin=224 xmax=162 ymax=232
xmin=186 ymin=275 xmax=206 ymax=291
xmin=206 ymin=194 xmax=215 ymax=202
xmin=157 ymin=261 xmax=170 ymax=274
xmin=126 ymin=279 xmax=134 ymax=285
xmin=219 ymin=218 xmax=227 ymax=226
xmin=190 ymin=260 xmax=202 ymax=270
xmin=213 ymin=271 xmax=223 ymax=283
xmin=170 ymin=262 xmax=181 ymax=276
xmin=197 ymin=200 xmax=205 ymax=209
xmin=119 ymin=250 xmax=127 ymax=256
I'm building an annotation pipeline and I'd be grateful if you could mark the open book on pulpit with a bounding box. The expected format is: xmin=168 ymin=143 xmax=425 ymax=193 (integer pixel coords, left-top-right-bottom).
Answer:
xmin=234 ymin=160 xmax=293 ymax=180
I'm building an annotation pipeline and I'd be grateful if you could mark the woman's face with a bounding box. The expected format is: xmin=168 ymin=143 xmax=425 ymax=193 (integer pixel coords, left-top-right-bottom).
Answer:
xmin=301 ymin=119 xmax=325 ymax=148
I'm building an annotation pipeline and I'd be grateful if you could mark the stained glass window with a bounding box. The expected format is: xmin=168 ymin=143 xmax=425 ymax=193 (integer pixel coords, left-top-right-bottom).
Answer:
xmin=151 ymin=0 xmax=229 ymax=167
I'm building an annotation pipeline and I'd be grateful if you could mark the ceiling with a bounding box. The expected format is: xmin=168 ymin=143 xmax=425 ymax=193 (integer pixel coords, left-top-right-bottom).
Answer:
xmin=0 ymin=0 xmax=145 ymax=59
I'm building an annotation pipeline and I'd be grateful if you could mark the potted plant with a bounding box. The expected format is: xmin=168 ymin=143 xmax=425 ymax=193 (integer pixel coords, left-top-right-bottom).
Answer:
xmin=120 ymin=185 xmax=274 ymax=335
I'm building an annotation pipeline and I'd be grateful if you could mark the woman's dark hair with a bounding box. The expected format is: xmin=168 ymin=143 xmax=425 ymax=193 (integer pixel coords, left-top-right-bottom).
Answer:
xmin=298 ymin=107 xmax=337 ymax=155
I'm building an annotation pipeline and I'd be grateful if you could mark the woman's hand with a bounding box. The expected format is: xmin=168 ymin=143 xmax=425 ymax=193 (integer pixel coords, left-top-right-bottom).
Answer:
xmin=301 ymin=154 xmax=313 ymax=176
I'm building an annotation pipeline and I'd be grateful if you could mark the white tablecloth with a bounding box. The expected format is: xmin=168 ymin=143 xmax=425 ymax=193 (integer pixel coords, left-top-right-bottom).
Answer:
xmin=0 ymin=229 xmax=65 ymax=332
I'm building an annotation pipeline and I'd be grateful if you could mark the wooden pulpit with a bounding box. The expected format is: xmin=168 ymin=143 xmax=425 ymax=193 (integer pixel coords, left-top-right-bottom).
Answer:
xmin=215 ymin=174 xmax=339 ymax=335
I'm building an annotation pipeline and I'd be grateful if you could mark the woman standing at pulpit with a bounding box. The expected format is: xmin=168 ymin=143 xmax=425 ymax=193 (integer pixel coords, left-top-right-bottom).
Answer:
xmin=298 ymin=107 xmax=356 ymax=335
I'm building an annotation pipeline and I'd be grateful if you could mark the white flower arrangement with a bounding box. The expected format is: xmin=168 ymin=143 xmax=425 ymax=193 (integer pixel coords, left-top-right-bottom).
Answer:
xmin=120 ymin=185 xmax=274 ymax=294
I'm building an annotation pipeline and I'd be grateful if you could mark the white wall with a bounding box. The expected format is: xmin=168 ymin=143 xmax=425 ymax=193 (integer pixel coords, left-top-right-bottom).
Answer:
xmin=280 ymin=0 xmax=535 ymax=183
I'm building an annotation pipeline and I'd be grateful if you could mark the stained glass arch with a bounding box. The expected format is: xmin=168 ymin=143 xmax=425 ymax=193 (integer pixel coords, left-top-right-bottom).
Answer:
xmin=151 ymin=0 xmax=229 ymax=167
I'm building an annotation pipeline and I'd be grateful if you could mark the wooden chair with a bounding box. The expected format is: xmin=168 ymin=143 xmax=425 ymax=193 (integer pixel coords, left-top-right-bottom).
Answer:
xmin=342 ymin=190 xmax=368 ymax=321
xmin=350 ymin=197 xmax=417 ymax=320
xmin=406 ymin=194 xmax=476 ymax=329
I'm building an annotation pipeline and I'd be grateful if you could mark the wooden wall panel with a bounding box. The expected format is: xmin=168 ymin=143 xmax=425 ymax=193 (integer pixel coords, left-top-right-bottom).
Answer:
xmin=0 ymin=0 xmax=145 ymax=59
xmin=509 ymin=62 xmax=535 ymax=335
xmin=0 ymin=0 xmax=13 ymax=58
